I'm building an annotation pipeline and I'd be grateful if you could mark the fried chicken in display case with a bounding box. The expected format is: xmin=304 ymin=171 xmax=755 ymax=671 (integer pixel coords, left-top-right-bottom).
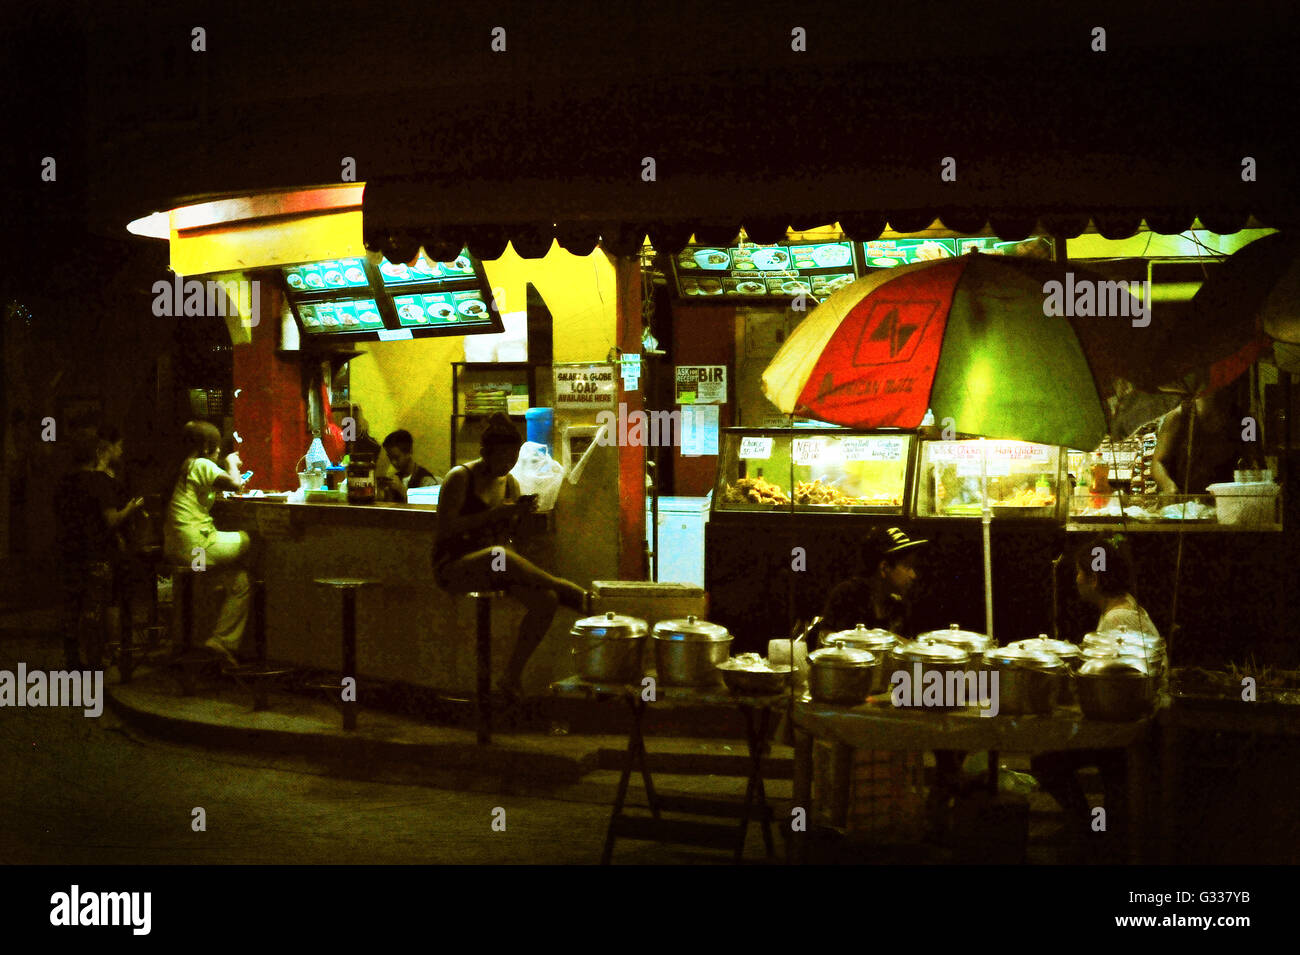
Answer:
xmin=912 ymin=438 xmax=1068 ymax=520
xmin=713 ymin=428 xmax=915 ymax=514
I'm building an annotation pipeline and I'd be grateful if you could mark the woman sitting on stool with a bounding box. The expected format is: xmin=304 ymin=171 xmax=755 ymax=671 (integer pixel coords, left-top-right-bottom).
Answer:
xmin=432 ymin=414 xmax=590 ymax=701
xmin=163 ymin=420 xmax=250 ymax=666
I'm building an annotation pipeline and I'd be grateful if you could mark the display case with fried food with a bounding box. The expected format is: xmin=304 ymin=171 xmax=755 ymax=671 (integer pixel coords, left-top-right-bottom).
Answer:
xmin=723 ymin=476 xmax=792 ymax=506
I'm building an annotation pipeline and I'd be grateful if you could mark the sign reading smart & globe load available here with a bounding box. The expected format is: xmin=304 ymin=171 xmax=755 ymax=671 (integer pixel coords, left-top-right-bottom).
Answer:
xmin=675 ymin=365 xmax=727 ymax=404
xmin=554 ymin=363 xmax=617 ymax=410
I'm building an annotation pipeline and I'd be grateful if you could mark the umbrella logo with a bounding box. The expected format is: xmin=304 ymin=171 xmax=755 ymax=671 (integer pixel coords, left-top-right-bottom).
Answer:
xmin=853 ymin=300 xmax=937 ymax=365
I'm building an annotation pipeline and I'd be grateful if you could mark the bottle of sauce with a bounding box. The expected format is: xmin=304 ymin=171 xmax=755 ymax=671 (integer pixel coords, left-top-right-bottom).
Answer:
xmin=1090 ymin=451 xmax=1111 ymax=506
xmin=347 ymin=454 xmax=376 ymax=505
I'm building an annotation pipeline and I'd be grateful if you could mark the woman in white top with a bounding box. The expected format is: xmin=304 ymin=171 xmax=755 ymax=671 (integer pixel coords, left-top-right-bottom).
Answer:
xmin=164 ymin=421 xmax=249 ymax=664
xmin=1033 ymin=534 xmax=1157 ymax=861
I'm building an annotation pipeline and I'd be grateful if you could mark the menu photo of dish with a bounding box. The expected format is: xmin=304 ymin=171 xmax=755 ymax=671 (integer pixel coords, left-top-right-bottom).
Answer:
xmin=451 ymin=291 xmax=490 ymax=319
xmin=725 ymin=277 xmax=770 ymax=296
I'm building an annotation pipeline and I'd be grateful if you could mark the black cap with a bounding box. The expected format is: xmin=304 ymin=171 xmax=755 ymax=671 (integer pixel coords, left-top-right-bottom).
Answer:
xmin=870 ymin=526 xmax=928 ymax=557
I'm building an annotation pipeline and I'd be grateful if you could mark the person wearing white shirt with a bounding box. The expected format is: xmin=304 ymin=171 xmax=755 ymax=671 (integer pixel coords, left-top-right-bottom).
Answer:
xmin=164 ymin=420 xmax=249 ymax=665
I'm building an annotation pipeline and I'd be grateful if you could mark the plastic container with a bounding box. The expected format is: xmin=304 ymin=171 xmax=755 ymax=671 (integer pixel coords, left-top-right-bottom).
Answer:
xmin=1207 ymin=482 xmax=1280 ymax=526
xmin=525 ymin=407 xmax=554 ymax=454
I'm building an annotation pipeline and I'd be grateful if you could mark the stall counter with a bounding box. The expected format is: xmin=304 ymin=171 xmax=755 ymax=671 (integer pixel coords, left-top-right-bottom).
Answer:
xmin=212 ymin=498 xmax=581 ymax=695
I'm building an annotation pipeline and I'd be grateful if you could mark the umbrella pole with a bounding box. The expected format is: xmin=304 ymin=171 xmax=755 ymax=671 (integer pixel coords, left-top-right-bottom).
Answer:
xmin=1169 ymin=401 xmax=1197 ymax=657
xmin=981 ymin=438 xmax=994 ymax=639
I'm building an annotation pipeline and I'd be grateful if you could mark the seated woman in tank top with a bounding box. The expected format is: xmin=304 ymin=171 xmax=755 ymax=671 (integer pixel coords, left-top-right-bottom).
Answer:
xmin=432 ymin=414 xmax=591 ymax=700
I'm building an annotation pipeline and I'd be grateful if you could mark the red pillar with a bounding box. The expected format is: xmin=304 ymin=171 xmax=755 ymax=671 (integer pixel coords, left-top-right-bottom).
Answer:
xmin=232 ymin=280 xmax=308 ymax=490
xmin=614 ymin=255 xmax=646 ymax=580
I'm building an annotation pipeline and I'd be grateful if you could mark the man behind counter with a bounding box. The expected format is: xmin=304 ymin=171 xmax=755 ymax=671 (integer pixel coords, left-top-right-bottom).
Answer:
xmin=819 ymin=525 xmax=926 ymax=639
xmin=379 ymin=429 xmax=439 ymax=503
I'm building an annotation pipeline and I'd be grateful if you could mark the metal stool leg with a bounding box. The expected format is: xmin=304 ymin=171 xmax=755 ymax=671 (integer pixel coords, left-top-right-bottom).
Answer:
xmin=476 ymin=595 xmax=492 ymax=745
xmin=180 ymin=572 xmax=195 ymax=652
xmin=342 ymin=587 xmax=358 ymax=732
xmin=253 ymin=578 xmax=267 ymax=666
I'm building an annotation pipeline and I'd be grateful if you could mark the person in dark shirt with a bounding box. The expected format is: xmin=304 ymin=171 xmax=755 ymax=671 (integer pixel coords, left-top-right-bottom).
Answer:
xmin=379 ymin=429 xmax=439 ymax=503
xmin=54 ymin=430 xmax=144 ymax=667
xmin=819 ymin=526 xmax=927 ymax=640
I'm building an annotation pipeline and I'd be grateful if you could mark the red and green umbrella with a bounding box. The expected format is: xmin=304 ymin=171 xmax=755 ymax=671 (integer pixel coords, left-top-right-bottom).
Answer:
xmin=763 ymin=254 xmax=1150 ymax=449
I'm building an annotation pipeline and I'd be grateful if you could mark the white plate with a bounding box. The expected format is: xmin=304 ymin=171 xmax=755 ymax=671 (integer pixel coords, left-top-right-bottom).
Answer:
xmin=457 ymin=300 xmax=486 ymax=317
xmin=398 ymin=304 xmax=422 ymax=321
xmin=344 ymin=267 xmax=366 ymax=283
xmin=286 ymin=273 xmax=305 ymax=289
xmin=812 ymin=244 xmax=852 ymax=268
xmin=305 ymin=273 xmax=324 ymax=288
xmin=736 ymin=281 xmax=766 ymax=294
xmin=324 ymin=270 xmax=344 ymax=286
xmin=751 ymin=248 xmax=790 ymax=271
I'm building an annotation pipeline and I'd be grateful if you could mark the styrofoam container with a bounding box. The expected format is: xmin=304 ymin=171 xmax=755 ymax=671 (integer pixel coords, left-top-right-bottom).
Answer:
xmin=1207 ymin=482 xmax=1280 ymax=526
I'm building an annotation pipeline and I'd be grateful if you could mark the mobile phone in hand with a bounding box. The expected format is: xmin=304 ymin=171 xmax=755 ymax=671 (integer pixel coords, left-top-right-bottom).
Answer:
xmin=241 ymin=471 xmax=254 ymax=483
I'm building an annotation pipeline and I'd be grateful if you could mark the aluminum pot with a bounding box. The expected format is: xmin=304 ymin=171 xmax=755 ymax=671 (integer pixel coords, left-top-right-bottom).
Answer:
xmin=824 ymin=624 xmax=899 ymax=694
xmin=1009 ymin=634 xmax=1082 ymax=703
xmin=981 ymin=645 xmax=1066 ymax=715
xmin=1075 ymin=656 xmax=1157 ymax=721
xmin=808 ymin=643 xmax=877 ymax=705
xmin=919 ymin=623 xmax=994 ymax=658
xmin=652 ymin=615 xmax=732 ymax=686
xmin=1083 ymin=629 xmax=1166 ymax=681
xmin=570 ymin=612 xmax=648 ymax=684
xmin=889 ymin=639 xmax=972 ymax=708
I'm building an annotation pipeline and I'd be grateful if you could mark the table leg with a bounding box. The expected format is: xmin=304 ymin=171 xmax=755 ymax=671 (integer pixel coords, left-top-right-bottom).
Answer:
xmin=1126 ymin=737 xmax=1150 ymax=864
xmin=755 ymin=707 xmax=775 ymax=859
xmin=831 ymin=742 xmax=852 ymax=829
xmin=791 ymin=726 xmax=813 ymax=865
xmin=601 ymin=695 xmax=647 ymax=865
xmin=626 ymin=695 xmax=659 ymax=819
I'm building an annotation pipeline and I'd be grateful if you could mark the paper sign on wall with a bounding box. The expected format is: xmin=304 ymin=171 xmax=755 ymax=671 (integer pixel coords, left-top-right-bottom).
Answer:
xmin=680 ymin=405 xmax=720 ymax=457
xmin=554 ymin=363 xmax=617 ymax=410
xmin=675 ymin=365 xmax=727 ymax=405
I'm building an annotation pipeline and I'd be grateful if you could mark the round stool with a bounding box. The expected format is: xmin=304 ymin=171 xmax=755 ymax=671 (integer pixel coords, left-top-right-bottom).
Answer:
xmin=313 ymin=578 xmax=380 ymax=730
xmin=169 ymin=564 xmax=199 ymax=653
xmin=469 ymin=590 xmax=506 ymax=745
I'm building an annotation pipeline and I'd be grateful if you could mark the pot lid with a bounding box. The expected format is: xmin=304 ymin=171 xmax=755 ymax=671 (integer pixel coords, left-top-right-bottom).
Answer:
xmin=983 ymin=645 xmax=1066 ymax=671
xmin=893 ymin=638 xmax=970 ymax=665
xmin=827 ymin=624 xmax=899 ymax=652
xmin=919 ymin=623 xmax=992 ymax=646
xmin=809 ymin=644 xmax=877 ymax=668
xmin=572 ymin=611 xmax=648 ymax=639
xmin=1082 ymin=632 xmax=1165 ymax=661
xmin=1078 ymin=657 xmax=1152 ymax=677
xmin=1012 ymin=635 xmax=1082 ymax=659
xmin=653 ymin=615 xmax=731 ymax=642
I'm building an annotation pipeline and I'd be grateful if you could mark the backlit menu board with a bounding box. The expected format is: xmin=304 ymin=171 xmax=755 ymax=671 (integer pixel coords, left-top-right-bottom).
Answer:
xmin=280 ymin=247 xmax=503 ymax=341
xmin=672 ymin=241 xmax=859 ymax=300
xmin=861 ymin=239 xmax=958 ymax=267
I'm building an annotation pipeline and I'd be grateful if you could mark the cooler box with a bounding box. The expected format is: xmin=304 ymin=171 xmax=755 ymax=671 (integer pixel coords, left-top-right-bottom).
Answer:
xmin=1207 ymin=482 xmax=1281 ymax=527
xmin=646 ymin=496 xmax=710 ymax=588
xmin=590 ymin=581 xmax=707 ymax=629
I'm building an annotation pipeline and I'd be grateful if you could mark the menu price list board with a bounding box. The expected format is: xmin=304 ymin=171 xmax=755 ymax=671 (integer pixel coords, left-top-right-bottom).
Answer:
xmin=283 ymin=258 xmax=370 ymax=292
xmin=379 ymin=250 xmax=478 ymax=286
xmin=673 ymin=241 xmax=859 ymax=300
xmin=394 ymin=290 xmax=491 ymax=327
xmin=297 ymin=298 xmax=385 ymax=333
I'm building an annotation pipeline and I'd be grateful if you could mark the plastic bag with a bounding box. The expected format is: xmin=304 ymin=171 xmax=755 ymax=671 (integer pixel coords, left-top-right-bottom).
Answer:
xmin=509 ymin=441 xmax=565 ymax=512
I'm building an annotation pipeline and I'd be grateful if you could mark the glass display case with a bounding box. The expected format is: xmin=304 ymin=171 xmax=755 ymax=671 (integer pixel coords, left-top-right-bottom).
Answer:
xmin=913 ymin=438 xmax=1068 ymax=520
xmin=712 ymin=428 xmax=915 ymax=514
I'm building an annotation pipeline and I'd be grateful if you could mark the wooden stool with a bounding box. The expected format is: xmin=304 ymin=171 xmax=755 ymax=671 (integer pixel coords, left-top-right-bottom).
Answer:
xmin=469 ymin=590 xmax=506 ymax=745
xmin=312 ymin=578 xmax=380 ymax=730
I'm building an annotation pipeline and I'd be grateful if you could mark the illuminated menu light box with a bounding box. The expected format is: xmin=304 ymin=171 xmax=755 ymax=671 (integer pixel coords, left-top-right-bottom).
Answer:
xmin=672 ymin=241 xmax=860 ymax=300
xmin=281 ymin=248 xmax=503 ymax=340
xmin=860 ymin=237 xmax=1056 ymax=267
